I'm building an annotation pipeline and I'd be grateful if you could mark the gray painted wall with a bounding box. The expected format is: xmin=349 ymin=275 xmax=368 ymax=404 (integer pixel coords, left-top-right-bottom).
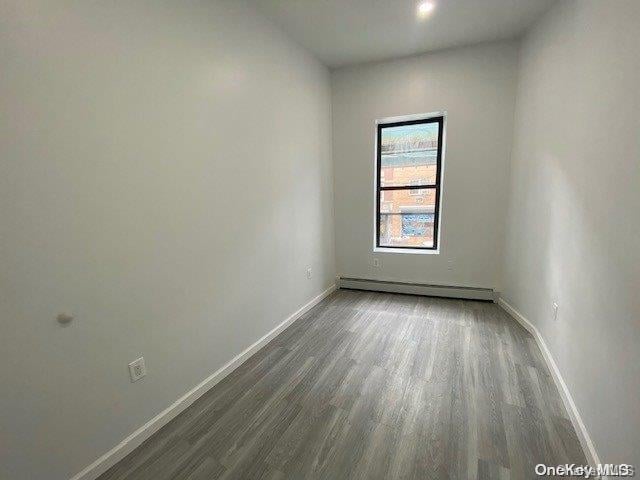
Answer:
xmin=331 ymin=41 xmax=519 ymax=289
xmin=0 ymin=2 xmax=335 ymax=478
xmin=502 ymin=0 xmax=640 ymax=465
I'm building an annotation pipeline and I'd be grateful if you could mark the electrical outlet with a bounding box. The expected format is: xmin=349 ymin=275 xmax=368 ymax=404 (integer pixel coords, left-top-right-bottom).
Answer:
xmin=552 ymin=302 xmax=559 ymax=321
xmin=306 ymin=268 xmax=312 ymax=279
xmin=128 ymin=357 xmax=146 ymax=382
xmin=447 ymin=260 xmax=454 ymax=271
xmin=372 ymin=258 xmax=380 ymax=268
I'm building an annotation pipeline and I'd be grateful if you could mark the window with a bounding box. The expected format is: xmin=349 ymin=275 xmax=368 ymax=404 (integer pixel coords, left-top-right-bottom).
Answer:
xmin=376 ymin=115 xmax=444 ymax=250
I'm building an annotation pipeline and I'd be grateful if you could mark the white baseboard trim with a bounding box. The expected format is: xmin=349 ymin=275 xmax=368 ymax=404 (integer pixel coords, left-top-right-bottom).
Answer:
xmin=70 ymin=284 xmax=337 ymax=480
xmin=497 ymin=297 xmax=602 ymax=470
xmin=339 ymin=276 xmax=493 ymax=301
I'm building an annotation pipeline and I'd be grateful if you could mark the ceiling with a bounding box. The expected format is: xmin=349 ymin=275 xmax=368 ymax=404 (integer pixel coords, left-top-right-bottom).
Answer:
xmin=249 ymin=0 xmax=557 ymax=68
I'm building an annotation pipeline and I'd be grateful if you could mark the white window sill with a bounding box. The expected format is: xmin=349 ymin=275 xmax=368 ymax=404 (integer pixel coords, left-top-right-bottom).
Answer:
xmin=373 ymin=247 xmax=440 ymax=255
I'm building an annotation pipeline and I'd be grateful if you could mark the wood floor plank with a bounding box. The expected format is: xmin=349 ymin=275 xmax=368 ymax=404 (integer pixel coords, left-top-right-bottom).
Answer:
xmin=98 ymin=289 xmax=587 ymax=480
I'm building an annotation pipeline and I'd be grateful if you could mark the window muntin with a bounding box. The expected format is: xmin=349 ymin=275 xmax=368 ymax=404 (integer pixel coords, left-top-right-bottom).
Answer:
xmin=408 ymin=179 xmax=427 ymax=196
xmin=376 ymin=116 xmax=443 ymax=250
xmin=379 ymin=188 xmax=436 ymax=213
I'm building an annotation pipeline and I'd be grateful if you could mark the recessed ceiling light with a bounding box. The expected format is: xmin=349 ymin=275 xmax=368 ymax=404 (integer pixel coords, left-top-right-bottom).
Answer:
xmin=417 ymin=1 xmax=435 ymax=18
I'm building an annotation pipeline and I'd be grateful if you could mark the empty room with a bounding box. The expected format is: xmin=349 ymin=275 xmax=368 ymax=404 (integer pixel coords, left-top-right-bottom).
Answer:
xmin=1 ymin=1 xmax=638 ymax=479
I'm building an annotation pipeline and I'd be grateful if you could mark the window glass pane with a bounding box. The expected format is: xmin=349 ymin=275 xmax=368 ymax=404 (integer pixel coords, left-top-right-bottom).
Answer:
xmin=378 ymin=188 xmax=436 ymax=248
xmin=380 ymin=122 xmax=439 ymax=187
xmin=379 ymin=214 xmax=434 ymax=248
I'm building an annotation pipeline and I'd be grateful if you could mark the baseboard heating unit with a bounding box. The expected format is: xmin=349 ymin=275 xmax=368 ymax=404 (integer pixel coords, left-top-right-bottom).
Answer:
xmin=338 ymin=277 xmax=494 ymax=301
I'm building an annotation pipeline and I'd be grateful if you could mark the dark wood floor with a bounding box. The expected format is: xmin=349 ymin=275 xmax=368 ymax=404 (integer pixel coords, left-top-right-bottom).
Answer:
xmin=98 ymin=289 xmax=587 ymax=480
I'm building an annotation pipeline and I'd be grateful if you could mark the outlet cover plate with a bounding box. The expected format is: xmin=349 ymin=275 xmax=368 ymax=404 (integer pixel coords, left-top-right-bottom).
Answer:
xmin=128 ymin=357 xmax=146 ymax=382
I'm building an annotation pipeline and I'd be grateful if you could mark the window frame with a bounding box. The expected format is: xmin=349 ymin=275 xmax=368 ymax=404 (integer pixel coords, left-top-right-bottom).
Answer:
xmin=375 ymin=114 xmax=444 ymax=252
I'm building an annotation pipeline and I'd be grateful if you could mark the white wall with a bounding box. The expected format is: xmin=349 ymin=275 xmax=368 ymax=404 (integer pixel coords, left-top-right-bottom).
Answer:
xmin=502 ymin=0 xmax=640 ymax=465
xmin=0 ymin=1 xmax=334 ymax=479
xmin=331 ymin=41 xmax=518 ymax=289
